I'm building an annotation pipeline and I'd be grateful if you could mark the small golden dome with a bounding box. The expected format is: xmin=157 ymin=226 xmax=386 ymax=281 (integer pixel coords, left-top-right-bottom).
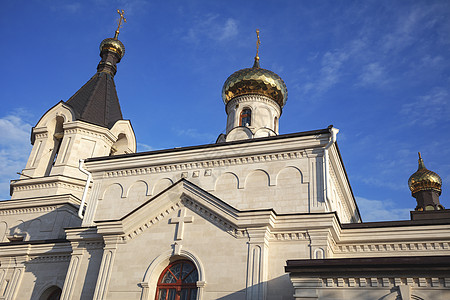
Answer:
xmin=100 ymin=38 xmax=125 ymax=60
xmin=408 ymin=152 xmax=442 ymax=195
xmin=222 ymin=60 xmax=288 ymax=108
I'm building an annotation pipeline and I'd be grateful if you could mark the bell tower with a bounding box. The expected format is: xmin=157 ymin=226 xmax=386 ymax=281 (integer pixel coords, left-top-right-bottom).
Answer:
xmin=11 ymin=11 xmax=136 ymax=200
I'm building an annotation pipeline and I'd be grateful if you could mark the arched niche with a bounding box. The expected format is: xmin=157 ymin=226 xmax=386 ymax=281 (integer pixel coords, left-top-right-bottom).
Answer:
xmin=245 ymin=169 xmax=270 ymax=188
xmin=26 ymin=218 xmax=42 ymax=241
xmin=126 ymin=180 xmax=149 ymax=202
xmin=152 ymin=178 xmax=174 ymax=196
xmin=215 ymin=172 xmax=239 ymax=191
xmin=100 ymin=183 xmax=124 ymax=200
xmin=275 ymin=166 xmax=308 ymax=212
xmin=213 ymin=172 xmax=240 ymax=207
xmin=276 ymin=166 xmax=303 ymax=186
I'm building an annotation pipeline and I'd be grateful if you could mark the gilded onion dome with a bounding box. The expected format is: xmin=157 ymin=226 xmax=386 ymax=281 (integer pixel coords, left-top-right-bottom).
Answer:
xmin=100 ymin=38 xmax=125 ymax=61
xmin=222 ymin=60 xmax=288 ymax=108
xmin=408 ymin=152 xmax=442 ymax=195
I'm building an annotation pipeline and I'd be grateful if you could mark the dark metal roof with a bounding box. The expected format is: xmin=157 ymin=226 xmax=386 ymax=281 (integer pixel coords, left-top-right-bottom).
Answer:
xmin=285 ymin=255 xmax=450 ymax=274
xmin=87 ymin=127 xmax=331 ymax=162
xmin=65 ymin=71 xmax=123 ymax=129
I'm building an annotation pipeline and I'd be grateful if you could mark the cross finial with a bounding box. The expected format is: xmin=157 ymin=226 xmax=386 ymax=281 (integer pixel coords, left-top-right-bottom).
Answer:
xmin=114 ymin=9 xmax=127 ymax=39
xmin=255 ymin=29 xmax=261 ymax=60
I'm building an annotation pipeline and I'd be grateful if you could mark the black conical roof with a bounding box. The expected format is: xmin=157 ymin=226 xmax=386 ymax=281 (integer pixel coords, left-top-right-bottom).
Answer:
xmin=66 ymin=72 xmax=123 ymax=129
xmin=65 ymin=36 xmax=126 ymax=129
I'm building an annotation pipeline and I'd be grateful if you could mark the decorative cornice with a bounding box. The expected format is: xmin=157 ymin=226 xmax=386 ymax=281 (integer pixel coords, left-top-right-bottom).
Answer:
xmin=63 ymin=127 xmax=115 ymax=145
xmin=121 ymin=202 xmax=182 ymax=242
xmin=120 ymin=195 xmax=248 ymax=242
xmin=317 ymin=276 xmax=449 ymax=288
xmin=226 ymin=95 xmax=281 ymax=115
xmin=27 ymin=255 xmax=71 ymax=264
xmin=104 ymin=150 xmax=308 ymax=178
xmin=335 ymin=242 xmax=450 ymax=253
xmin=182 ymin=197 xmax=247 ymax=239
xmin=34 ymin=132 xmax=49 ymax=139
xmin=271 ymin=232 xmax=308 ymax=241
xmin=0 ymin=205 xmax=57 ymax=216
xmin=11 ymin=181 xmax=84 ymax=193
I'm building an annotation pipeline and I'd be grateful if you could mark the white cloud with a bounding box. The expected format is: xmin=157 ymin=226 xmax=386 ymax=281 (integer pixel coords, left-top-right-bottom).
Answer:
xmin=299 ymin=38 xmax=366 ymax=96
xmin=176 ymin=128 xmax=215 ymax=142
xmin=49 ymin=2 xmax=82 ymax=13
xmin=359 ymin=62 xmax=386 ymax=86
xmin=218 ymin=18 xmax=238 ymax=41
xmin=356 ymin=196 xmax=411 ymax=222
xmin=137 ymin=142 xmax=154 ymax=152
xmin=183 ymin=15 xmax=239 ymax=44
xmin=0 ymin=114 xmax=33 ymax=200
xmin=401 ymin=87 xmax=449 ymax=127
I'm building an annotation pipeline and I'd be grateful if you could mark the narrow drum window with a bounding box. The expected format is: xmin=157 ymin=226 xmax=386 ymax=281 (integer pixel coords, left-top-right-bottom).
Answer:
xmin=240 ymin=109 xmax=251 ymax=126
xmin=156 ymin=260 xmax=198 ymax=300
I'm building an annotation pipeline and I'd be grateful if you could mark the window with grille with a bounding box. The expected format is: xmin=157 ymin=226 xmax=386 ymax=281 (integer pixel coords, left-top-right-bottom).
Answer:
xmin=156 ymin=260 xmax=198 ymax=300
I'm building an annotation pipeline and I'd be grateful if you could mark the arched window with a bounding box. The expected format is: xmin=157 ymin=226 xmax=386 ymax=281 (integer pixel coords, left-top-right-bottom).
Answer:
xmin=240 ymin=109 xmax=251 ymax=126
xmin=156 ymin=260 xmax=198 ymax=300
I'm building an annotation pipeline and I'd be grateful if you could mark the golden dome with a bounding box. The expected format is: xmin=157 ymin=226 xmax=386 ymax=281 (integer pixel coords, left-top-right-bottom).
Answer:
xmin=100 ymin=38 xmax=125 ymax=60
xmin=408 ymin=153 xmax=442 ymax=195
xmin=222 ymin=59 xmax=288 ymax=108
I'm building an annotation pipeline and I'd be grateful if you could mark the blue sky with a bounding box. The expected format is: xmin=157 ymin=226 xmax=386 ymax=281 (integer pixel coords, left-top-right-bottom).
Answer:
xmin=1 ymin=0 xmax=449 ymax=221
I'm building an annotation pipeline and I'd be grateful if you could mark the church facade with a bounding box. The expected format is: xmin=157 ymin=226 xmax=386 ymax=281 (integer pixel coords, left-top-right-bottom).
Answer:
xmin=0 ymin=24 xmax=449 ymax=300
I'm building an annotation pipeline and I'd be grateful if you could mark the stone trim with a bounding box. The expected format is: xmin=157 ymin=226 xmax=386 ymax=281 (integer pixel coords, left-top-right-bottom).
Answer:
xmin=182 ymin=198 xmax=247 ymax=239
xmin=34 ymin=132 xmax=49 ymax=139
xmin=0 ymin=206 xmax=57 ymax=216
xmin=63 ymin=128 xmax=115 ymax=145
xmin=271 ymin=232 xmax=308 ymax=241
xmin=335 ymin=242 xmax=450 ymax=253
xmin=122 ymin=202 xmax=182 ymax=242
xmin=104 ymin=150 xmax=308 ymax=178
xmin=11 ymin=181 xmax=84 ymax=193
xmin=121 ymin=197 xmax=247 ymax=242
xmin=318 ymin=277 xmax=449 ymax=288
xmin=27 ymin=255 xmax=71 ymax=263
xmin=226 ymin=95 xmax=281 ymax=116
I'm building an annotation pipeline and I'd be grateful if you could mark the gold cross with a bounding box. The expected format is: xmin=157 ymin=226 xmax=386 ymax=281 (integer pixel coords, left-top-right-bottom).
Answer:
xmin=114 ymin=9 xmax=127 ymax=39
xmin=255 ymin=29 xmax=261 ymax=60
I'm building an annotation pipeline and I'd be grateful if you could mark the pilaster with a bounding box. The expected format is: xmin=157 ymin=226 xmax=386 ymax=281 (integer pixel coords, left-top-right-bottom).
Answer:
xmin=246 ymin=228 xmax=270 ymax=300
xmin=93 ymin=236 xmax=121 ymax=300
xmin=61 ymin=243 xmax=86 ymax=300
xmin=1 ymin=256 xmax=26 ymax=300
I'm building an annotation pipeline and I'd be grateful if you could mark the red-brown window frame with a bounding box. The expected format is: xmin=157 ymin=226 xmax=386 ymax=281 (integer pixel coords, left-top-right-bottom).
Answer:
xmin=155 ymin=260 xmax=198 ymax=300
xmin=239 ymin=108 xmax=252 ymax=126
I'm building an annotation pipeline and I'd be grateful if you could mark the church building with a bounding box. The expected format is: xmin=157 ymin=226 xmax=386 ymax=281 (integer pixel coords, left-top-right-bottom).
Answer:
xmin=1 ymin=15 xmax=450 ymax=300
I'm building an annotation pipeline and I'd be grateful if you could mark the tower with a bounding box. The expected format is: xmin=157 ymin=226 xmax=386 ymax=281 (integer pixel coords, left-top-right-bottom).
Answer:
xmin=10 ymin=13 xmax=136 ymax=200
xmin=217 ymin=30 xmax=288 ymax=142
xmin=408 ymin=152 xmax=444 ymax=211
